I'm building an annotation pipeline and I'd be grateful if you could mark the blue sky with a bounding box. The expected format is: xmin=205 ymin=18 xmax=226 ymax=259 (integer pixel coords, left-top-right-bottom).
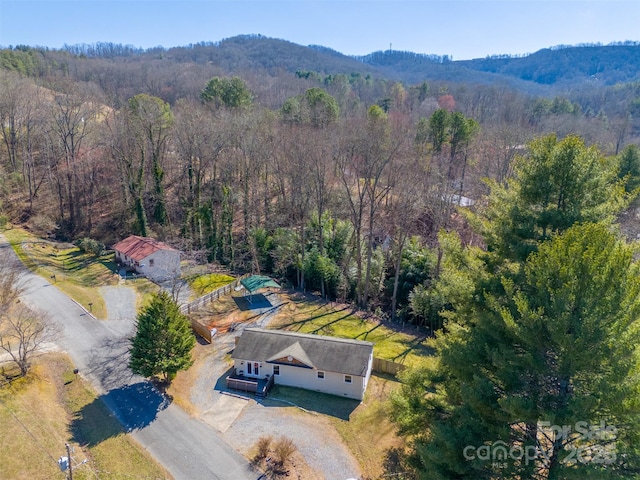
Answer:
xmin=1 ymin=1 xmax=639 ymax=60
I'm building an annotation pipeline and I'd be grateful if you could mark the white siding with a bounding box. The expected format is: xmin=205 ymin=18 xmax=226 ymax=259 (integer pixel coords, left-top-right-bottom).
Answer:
xmin=362 ymin=351 xmax=373 ymax=397
xmin=136 ymin=249 xmax=180 ymax=282
xmin=233 ymin=358 xmax=366 ymax=400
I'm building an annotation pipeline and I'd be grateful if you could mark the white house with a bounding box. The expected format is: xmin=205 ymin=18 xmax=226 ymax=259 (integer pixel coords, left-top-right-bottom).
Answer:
xmin=231 ymin=328 xmax=374 ymax=401
xmin=113 ymin=235 xmax=180 ymax=282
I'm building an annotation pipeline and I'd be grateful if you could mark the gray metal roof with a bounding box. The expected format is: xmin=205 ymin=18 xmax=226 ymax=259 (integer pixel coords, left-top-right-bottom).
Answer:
xmin=232 ymin=328 xmax=374 ymax=376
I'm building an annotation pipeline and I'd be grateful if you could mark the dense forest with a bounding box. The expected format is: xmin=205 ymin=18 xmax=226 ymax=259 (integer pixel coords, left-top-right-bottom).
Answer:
xmin=1 ymin=36 xmax=640 ymax=328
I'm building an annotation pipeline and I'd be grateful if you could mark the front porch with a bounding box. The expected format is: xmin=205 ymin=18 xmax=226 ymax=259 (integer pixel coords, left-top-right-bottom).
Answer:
xmin=226 ymin=373 xmax=275 ymax=397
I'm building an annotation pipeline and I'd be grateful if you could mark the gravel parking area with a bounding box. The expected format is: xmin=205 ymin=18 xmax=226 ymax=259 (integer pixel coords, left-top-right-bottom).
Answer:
xmin=187 ymin=328 xmax=361 ymax=480
xmin=223 ymin=396 xmax=361 ymax=480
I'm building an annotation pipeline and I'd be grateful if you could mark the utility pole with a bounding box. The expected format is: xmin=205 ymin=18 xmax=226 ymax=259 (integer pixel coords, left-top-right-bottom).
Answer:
xmin=58 ymin=444 xmax=73 ymax=480
xmin=66 ymin=443 xmax=73 ymax=480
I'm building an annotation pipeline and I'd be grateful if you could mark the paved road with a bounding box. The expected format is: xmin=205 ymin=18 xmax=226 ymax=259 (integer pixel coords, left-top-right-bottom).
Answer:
xmin=1 ymin=237 xmax=259 ymax=480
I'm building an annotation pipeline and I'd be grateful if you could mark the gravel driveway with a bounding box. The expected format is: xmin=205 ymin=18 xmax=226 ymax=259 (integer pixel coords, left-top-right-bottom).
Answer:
xmin=223 ymin=397 xmax=361 ymax=480
xmin=189 ymin=330 xmax=362 ymax=480
xmin=99 ymin=285 xmax=138 ymax=337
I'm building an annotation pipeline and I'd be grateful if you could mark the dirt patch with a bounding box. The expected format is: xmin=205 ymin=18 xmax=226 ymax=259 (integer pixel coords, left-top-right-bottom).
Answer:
xmin=190 ymin=291 xmax=285 ymax=334
xmin=249 ymin=436 xmax=324 ymax=480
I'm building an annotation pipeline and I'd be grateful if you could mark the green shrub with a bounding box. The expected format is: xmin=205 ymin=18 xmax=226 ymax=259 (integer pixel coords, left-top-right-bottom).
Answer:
xmin=76 ymin=237 xmax=105 ymax=257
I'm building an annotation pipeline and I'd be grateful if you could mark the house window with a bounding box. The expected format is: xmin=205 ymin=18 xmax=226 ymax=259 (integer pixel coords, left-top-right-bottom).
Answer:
xmin=344 ymin=375 xmax=352 ymax=383
xmin=273 ymin=365 xmax=280 ymax=375
xmin=317 ymin=371 xmax=325 ymax=379
xmin=149 ymin=259 xmax=154 ymax=267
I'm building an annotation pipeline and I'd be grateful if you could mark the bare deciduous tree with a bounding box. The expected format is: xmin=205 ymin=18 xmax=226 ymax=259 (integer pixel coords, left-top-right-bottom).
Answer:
xmin=0 ymin=248 xmax=54 ymax=378
xmin=0 ymin=305 xmax=52 ymax=377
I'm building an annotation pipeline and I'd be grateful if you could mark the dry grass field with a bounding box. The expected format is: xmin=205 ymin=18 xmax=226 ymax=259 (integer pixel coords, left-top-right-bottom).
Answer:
xmin=0 ymin=354 xmax=171 ymax=480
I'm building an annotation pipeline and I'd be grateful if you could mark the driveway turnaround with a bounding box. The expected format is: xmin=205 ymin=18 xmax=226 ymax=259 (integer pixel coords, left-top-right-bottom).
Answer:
xmin=3 ymin=236 xmax=258 ymax=480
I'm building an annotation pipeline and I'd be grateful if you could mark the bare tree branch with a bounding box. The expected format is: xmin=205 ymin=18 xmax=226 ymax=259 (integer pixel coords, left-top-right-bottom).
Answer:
xmin=0 ymin=305 xmax=55 ymax=377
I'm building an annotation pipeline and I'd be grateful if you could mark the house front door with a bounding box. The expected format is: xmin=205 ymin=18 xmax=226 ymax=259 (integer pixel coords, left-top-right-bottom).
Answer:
xmin=246 ymin=362 xmax=259 ymax=377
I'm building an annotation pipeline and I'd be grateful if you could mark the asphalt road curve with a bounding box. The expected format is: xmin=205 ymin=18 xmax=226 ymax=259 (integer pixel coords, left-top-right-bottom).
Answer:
xmin=2 ymin=237 xmax=259 ymax=480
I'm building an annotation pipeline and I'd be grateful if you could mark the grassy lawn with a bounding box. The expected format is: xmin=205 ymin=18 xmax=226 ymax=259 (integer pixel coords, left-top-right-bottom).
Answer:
xmin=1 ymin=227 xmax=158 ymax=319
xmin=188 ymin=272 xmax=235 ymax=297
xmin=331 ymin=374 xmax=409 ymax=479
xmin=0 ymin=354 xmax=171 ymax=479
xmin=269 ymin=292 xmax=434 ymax=368
xmin=267 ymin=384 xmax=361 ymax=420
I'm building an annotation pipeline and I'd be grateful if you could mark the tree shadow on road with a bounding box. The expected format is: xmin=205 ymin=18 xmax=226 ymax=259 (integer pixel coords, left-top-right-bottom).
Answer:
xmin=86 ymin=336 xmax=134 ymax=391
xmin=71 ymin=381 xmax=171 ymax=447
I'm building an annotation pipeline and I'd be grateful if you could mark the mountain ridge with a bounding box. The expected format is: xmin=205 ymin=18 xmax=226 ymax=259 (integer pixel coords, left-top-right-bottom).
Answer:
xmin=3 ymin=35 xmax=640 ymax=94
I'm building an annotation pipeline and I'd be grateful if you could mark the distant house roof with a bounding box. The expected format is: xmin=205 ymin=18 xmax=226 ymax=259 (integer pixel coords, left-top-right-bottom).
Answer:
xmin=232 ymin=328 xmax=374 ymax=376
xmin=240 ymin=275 xmax=281 ymax=293
xmin=443 ymin=194 xmax=475 ymax=207
xmin=112 ymin=235 xmax=178 ymax=262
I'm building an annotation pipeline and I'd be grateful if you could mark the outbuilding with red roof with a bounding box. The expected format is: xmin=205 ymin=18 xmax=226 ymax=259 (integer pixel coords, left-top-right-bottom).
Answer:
xmin=113 ymin=235 xmax=180 ymax=282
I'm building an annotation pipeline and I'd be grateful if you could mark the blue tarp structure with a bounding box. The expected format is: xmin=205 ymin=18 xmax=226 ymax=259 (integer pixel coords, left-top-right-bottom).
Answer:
xmin=240 ymin=275 xmax=281 ymax=302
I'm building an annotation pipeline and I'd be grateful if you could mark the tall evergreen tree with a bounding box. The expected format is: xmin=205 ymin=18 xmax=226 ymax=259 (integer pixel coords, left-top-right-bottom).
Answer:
xmin=617 ymin=144 xmax=640 ymax=193
xmin=474 ymin=134 xmax=627 ymax=263
xmin=395 ymin=134 xmax=640 ymax=479
xmin=393 ymin=223 xmax=640 ymax=479
xmin=129 ymin=291 xmax=195 ymax=384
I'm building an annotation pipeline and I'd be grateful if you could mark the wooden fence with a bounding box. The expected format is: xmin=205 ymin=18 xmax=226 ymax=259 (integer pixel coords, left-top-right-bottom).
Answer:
xmin=191 ymin=321 xmax=218 ymax=344
xmin=372 ymin=357 xmax=406 ymax=376
xmin=226 ymin=376 xmax=258 ymax=394
xmin=180 ymin=273 xmax=250 ymax=315
xmin=225 ymin=374 xmax=275 ymax=397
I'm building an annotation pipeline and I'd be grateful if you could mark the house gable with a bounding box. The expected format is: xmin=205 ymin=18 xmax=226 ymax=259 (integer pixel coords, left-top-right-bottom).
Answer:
xmin=266 ymin=341 xmax=314 ymax=368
